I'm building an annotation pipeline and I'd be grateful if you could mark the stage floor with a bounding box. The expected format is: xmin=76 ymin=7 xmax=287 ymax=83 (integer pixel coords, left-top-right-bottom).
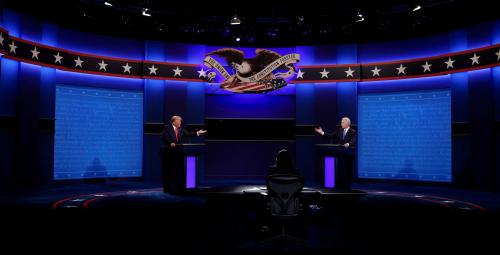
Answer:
xmin=50 ymin=185 xmax=368 ymax=209
xmin=1 ymin=182 xmax=499 ymax=254
xmin=46 ymin=185 xmax=490 ymax=213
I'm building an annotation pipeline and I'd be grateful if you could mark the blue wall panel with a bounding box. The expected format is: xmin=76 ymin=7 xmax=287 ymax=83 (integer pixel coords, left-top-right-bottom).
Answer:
xmin=0 ymin=58 xmax=18 ymax=115
xmin=358 ymin=89 xmax=452 ymax=182
xmin=54 ymin=85 xmax=143 ymax=180
xmin=468 ymin=69 xmax=495 ymax=190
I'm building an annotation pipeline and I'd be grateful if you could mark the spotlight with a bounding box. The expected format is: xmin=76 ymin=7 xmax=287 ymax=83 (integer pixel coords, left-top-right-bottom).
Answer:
xmin=412 ymin=5 xmax=422 ymax=12
xmin=157 ymin=23 xmax=166 ymax=31
xmin=297 ymin=16 xmax=304 ymax=25
xmin=121 ymin=14 xmax=131 ymax=26
xmin=104 ymin=1 xmax=113 ymax=7
xmin=378 ymin=19 xmax=390 ymax=31
xmin=235 ymin=37 xmax=241 ymax=42
xmin=230 ymin=15 xmax=241 ymax=25
xmin=142 ymin=8 xmax=151 ymax=17
xmin=267 ymin=27 xmax=279 ymax=37
xmin=355 ymin=12 xmax=365 ymax=22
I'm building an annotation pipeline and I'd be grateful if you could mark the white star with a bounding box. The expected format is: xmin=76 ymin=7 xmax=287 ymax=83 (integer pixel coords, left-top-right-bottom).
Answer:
xmin=30 ymin=47 xmax=40 ymax=59
xmin=197 ymin=67 xmax=207 ymax=78
xmin=470 ymin=53 xmax=480 ymax=65
xmin=0 ymin=33 xmax=4 ymax=46
xmin=8 ymin=41 xmax=17 ymax=54
xmin=396 ymin=64 xmax=407 ymax=75
xmin=74 ymin=56 xmax=84 ymax=68
xmin=148 ymin=65 xmax=158 ymax=75
xmin=98 ymin=60 xmax=108 ymax=71
xmin=345 ymin=67 xmax=355 ymax=78
xmin=445 ymin=57 xmax=455 ymax=69
xmin=319 ymin=68 xmax=330 ymax=78
xmin=371 ymin=66 xmax=381 ymax=77
xmin=122 ymin=63 xmax=132 ymax=73
xmin=53 ymin=52 xmax=63 ymax=64
xmin=296 ymin=69 xmax=305 ymax=79
xmin=495 ymin=49 xmax=500 ymax=61
xmin=173 ymin=66 xmax=183 ymax=77
xmin=422 ymin=61 xmax=432 ymax=72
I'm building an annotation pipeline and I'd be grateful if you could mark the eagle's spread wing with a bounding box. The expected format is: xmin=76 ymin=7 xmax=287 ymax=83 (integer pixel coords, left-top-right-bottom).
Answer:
xmin=254 ymin=49 xmax=291 ymax=71
xmin=206 ymin=48 xmax=244 ymax=66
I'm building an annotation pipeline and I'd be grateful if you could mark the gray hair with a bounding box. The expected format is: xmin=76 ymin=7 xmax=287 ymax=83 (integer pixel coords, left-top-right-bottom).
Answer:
xmin=342 ymin=117 xmax=351 ymax=125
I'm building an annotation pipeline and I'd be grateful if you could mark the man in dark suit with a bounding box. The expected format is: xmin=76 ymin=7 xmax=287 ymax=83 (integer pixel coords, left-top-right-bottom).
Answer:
xmin=315 ymin=117 xmax=356 ymax=189
xmin=162 ymin=115 xmax=206 ymax=194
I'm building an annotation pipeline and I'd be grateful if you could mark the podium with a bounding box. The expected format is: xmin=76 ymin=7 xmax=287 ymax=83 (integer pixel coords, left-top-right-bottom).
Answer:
xmin=316 ymin=144 xmax=355 ymax=189
xmin=161 ymin=143 xmax=205 ymax=191
xmin=182 ymin=144 xmax=205 ymax=189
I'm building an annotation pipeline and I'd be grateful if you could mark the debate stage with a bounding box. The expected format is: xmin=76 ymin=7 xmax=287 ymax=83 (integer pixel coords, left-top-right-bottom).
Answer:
xmin=2 ymin=2 xmax=500 ymax=253
xmin=2 ymin=182 xmax=497 ymax=254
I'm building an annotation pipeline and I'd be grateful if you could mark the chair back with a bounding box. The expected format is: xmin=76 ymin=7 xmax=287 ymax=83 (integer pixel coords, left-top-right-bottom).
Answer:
xmin=266 ymin=174 xmax=304 ymax=218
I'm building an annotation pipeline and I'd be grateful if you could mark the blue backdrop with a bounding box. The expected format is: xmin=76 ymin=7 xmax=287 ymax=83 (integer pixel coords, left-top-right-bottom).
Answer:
xmin=54 ymin=85 xmax=143 ymax=180
xmin=358 ymin=89 xmax=452 ymax=182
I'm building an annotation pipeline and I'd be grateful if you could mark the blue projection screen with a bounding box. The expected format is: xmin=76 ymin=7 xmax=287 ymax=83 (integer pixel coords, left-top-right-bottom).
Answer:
xmin=358 ymin=89 xmax=451 ymax=182
xmin=54 ymin=85 xmax=143 ymax=180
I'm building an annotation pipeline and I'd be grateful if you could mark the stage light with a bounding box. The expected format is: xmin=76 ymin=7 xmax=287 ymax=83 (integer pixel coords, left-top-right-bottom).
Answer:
xmin=413 ymin=5 xmax=422 ymax=11
xmin=230 ymin=15 xmax=241 ymax=25
xmin=235 ymin=37 xmax=241 ymax=42
xmin=104 ymin=1 xmax=112 ymax=7
xmin=121 ymin=14 xmax=131 ymax=26
xmin=267 ymin=27 xmax=279 ymax=37
xmin=356 ymin=12 xmax=365 ymax=22
xmin=157 ymin=23 xmax=166 ymax=31
xmin=297 ymin=16 xmax=305 ymax=25
xmin=142 ymin=8 xmax=151 ymax=17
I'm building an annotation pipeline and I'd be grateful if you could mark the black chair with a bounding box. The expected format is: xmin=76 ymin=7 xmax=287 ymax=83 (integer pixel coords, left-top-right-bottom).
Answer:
xmin=261 ymin=174 xmax=309 ymax=248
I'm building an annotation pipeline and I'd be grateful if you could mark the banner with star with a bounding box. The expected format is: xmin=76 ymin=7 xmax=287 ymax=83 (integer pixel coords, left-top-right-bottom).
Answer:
xmin=1 ymin=26 xmax=499 ymax=85
xmin=0 ymin=27 xmax=7 ymax=55
xmin=1 ymin=34 xmax=143 ymax=79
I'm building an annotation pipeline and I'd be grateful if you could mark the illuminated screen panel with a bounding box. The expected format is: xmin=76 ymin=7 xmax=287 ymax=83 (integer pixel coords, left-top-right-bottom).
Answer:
xmin=358 ymin=89 xmax=451 ymax=182
xmin=54 ymin=85 xmax=143 ymax=180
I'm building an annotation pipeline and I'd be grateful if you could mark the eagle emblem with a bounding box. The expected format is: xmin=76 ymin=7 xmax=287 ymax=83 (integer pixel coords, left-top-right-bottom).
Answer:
xmin=203 ymin=48 xmax=300 ymax=93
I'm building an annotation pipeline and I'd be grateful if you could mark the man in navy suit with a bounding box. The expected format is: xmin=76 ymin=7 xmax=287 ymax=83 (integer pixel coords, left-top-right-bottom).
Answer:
xmin=315 ymin=117 xmax=356 ymax=148
xmin=315 ymin=117 xmax=356 ymax=189
xmin=162 ymin=115 xmax=206 ymax=193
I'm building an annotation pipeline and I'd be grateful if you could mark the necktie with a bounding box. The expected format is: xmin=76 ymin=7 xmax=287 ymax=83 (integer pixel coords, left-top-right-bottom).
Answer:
xmin=175 ymin=128 xmax=179 ymax=142
xmin=342 ymin=129 xmax=347 ymax=140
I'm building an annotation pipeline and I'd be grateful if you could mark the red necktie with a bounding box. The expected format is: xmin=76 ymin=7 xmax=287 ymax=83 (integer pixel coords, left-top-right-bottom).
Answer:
xmin=175 ymin=128 xmax=179 ymax=142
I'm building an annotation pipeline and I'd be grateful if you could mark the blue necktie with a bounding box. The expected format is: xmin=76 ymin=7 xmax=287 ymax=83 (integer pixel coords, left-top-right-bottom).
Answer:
xmin=342 ymin=129 xmax=347 ymax=140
